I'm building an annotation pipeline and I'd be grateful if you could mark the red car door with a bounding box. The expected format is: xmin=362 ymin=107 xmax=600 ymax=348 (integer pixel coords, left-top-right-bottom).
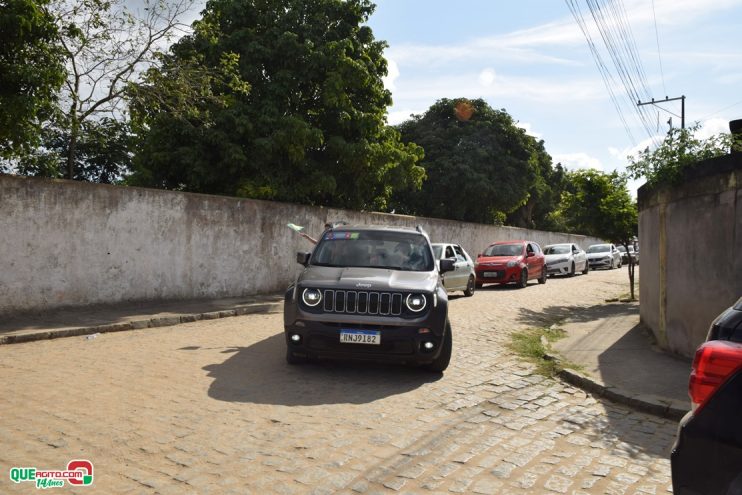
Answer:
xmin=526 ymin=242 xmax=545 ymax=279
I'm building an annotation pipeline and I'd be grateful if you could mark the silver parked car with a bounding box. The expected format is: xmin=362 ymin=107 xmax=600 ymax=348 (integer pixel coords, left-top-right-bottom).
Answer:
xmin=544 ymin=243 xmax=589 ymax=277
xmin=586 ymin=243 xmax=622 ymax=269
xmin=617 ymin=245 xmax=639 ymax=265
xmin=431 ymin=243 xmax=476 ymax=296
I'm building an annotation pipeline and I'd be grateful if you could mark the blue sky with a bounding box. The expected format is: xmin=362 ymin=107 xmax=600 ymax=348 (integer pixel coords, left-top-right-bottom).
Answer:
xmin=366 ymin=0 xmax=742 ymax=194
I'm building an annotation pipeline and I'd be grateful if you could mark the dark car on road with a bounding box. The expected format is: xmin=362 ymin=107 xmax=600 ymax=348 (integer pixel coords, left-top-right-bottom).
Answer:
xmin=474 ymin=240 xmax=546 ymax=288
xmin=671 ymin=297 xmax=742 ymax=495
xmin=284 ymin=225 xmax=455 ymax=372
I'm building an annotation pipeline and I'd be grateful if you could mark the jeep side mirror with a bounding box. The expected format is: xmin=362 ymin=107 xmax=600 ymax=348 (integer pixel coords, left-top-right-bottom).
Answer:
xmin=527 ymin=251 xmax=535 ymax=258
xmin=439 ymin=258 xmax=455 ymax=273
xmin=296 ymin=251 xmax=311 ymax=266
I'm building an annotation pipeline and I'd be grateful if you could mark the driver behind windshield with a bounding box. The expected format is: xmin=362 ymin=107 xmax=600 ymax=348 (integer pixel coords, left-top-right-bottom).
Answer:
xmin=311 ymin=231 xmax=432 ymax=271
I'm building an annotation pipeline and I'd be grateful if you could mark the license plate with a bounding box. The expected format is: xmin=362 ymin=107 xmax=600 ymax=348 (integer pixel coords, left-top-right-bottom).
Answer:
xmin=483 ymin=272 xmax=500 ymax=278
xmin=340 ymin=329 xmax=380 ymax=345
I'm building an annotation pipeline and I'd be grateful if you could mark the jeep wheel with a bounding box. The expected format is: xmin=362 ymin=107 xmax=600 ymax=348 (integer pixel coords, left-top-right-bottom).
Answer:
xmin=464 ymin=276 xmax=475 ymax=297
xmin=582 ymin=261 xmax=589 ymax=275
xmin=424 ymin=320 xmax=452 ymax=373
xmin=538 ymin=268 xmax=547 ymax=284
xmin=286 ymin=347 xmax=306 ymax=365
xmin=568 ymin=262 xmax=576 ymax=277
xmin=517 ymin=269 xmax=528 ymax=288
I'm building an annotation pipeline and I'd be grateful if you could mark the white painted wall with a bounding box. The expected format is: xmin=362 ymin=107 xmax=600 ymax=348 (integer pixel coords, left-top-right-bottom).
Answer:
xmin=0 ymin=175 xmax=605 ymax=314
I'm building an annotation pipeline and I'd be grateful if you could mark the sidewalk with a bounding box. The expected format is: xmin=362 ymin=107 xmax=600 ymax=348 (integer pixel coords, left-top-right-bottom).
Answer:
xmin=550 ymin=300 xmax=692 ymax=420
xmin=0 ymin=294 xmax=284 ymax=345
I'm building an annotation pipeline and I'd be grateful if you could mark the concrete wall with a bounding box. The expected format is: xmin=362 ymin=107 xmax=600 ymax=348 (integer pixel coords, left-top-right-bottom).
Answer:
xmin=0 ymin=175 xmax=604 ymax=315
xmin=638 ymin=154 xmax=742 ymax=357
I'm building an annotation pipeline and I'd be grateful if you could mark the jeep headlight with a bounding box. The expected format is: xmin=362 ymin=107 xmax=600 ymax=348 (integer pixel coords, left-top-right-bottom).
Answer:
xmin=302 ymin=288 xmax=322 ymax=307
xmin=406 ymin=294 xmax=427 ymax=312
xmin=506 ymin=260 xmax=518 ymax=267
xmin=556 ymin=257 xmax=568 ymax=264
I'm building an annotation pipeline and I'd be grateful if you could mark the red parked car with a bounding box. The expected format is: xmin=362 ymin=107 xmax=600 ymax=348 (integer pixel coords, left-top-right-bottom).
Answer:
xmin=475 ymin=240 xmax=547 ymax=288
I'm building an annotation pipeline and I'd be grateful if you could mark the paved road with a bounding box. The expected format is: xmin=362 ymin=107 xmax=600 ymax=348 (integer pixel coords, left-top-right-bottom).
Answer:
xmin=0 ymin=267 xmax=678 ymax=494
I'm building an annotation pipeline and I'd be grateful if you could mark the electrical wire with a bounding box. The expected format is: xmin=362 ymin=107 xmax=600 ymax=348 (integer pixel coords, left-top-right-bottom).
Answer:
xmin=567 ymin=0 xmax=663 ymax=147
xmin=651 ymin=0 xmax=668 ymax=97
xmin=565 ymin=0 xmax=637 ymax=145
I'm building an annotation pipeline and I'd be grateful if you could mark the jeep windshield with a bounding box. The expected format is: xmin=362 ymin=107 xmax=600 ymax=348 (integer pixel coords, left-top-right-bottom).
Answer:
xmin=310 ymin=230 xmax=434 ymax=271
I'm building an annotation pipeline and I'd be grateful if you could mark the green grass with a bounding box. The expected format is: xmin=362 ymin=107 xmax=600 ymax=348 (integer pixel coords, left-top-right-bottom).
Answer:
xmin=508 ymin=325 xmax=584 ymax=377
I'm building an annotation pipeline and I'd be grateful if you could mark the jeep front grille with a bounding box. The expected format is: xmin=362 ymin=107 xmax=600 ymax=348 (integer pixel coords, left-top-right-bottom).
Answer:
xmin=322 ymin=290 xmax=403 ymax=316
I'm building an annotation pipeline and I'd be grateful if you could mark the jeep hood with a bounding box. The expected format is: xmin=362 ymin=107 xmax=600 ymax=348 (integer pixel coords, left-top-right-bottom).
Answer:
xmin=298 ymin=266 xmax=439 ymax=292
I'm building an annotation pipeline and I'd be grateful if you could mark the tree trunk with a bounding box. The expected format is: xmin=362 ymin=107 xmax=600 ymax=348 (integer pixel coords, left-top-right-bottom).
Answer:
xmin=67 ymin=116 xmax=79 ymax=180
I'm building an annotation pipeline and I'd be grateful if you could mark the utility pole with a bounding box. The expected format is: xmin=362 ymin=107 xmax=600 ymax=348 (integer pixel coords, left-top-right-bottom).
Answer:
xmin=637 ymin=95 xmax=686 ymax=129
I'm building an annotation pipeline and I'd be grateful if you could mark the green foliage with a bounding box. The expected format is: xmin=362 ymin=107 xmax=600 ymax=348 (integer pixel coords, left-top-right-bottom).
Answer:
xmin=507 ymin=145 xmax=567 ymax=230
xmin=392 ymin=98 xmax=545 ymax=224
xmin=0 ymin=0 xmax=65 ymax=158
xmin=627 ymin=123 xmax=732 ymax=187
xmin=558 ymin=169 xmax=637 ymax=244
xmin=129 ymin=0 xmax=424 ymax=210
xmin=15 ymin=117 xmax=133 ymax=183
xmin=508 ymin=325 xmax=583 ymax=377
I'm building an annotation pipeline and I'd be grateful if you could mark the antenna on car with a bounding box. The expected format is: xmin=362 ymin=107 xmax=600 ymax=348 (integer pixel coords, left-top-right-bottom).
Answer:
xmin=415 ymin=225 xmax=427 ymax=235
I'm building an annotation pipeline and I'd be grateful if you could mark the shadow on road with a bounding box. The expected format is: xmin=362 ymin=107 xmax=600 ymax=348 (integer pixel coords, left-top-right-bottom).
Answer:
xmin=198 ymin=333 xmax=441 ymax=406
xmin=517 ymin=302 xmax=639 ymax=327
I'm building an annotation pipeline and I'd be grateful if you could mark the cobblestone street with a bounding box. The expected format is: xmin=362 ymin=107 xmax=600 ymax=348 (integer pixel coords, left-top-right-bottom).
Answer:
xmin=0 ymin=267 xmax=678 ymax=494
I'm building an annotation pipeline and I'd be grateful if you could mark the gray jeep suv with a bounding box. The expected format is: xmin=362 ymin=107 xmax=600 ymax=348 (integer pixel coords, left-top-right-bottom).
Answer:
xmin=284 ymin=225 xmax=455 ymax=372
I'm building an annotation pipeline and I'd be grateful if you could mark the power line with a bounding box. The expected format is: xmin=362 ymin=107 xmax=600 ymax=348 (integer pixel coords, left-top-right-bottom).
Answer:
xmin=651 ymin=0 xmax=668 ymax=96
xmin=565 ymin=0 xmax=637 ymax=145
xmin=567 ymin=0 xmax=664 ymax=147
xmin=699 ymin=98 xmax=742 ymax=121
xmin=585 ymin=0 xmax=659 ymax=145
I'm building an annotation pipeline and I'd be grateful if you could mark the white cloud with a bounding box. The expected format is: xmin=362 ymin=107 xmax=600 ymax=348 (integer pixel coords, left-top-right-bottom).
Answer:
xmin=698 ymin=118 xmax=731 ymax=139
xmin=386 ymin=109 xmax=421 ymax=125
xmin=552 ymin=152 xmax=604 ymax=171
xmin=385 ymin=0 xmax=742 ymax=69
xmin=391 ymin=72 xmax=604 ymax=104
xmin=609 ymin=136 xmax=660 ymax=163
xmin=383 ymin=57 xmax=400 ymax=91
xmin=517 ymin=122 xmax=541 ymax=139
xmin=478 ymin=68 xmax=496 ymax=87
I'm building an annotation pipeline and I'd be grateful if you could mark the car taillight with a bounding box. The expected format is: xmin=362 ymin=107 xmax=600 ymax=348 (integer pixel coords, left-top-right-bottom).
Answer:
xmin=689 ymin=340 xmax=742 ymax=412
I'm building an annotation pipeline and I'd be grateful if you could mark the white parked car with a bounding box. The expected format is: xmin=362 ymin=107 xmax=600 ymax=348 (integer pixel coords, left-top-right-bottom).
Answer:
xmin=544 ymin=243 xmax=589 ymax=277
xmin=431 ymin=243 xmax=476 ymax=296
xmin=586 ymin=243 xmax=622 ymax=269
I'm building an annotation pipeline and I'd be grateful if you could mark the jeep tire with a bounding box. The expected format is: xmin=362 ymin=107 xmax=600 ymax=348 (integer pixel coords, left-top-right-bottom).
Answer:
xmin=423 ymin=320 xmax=452 ymax=372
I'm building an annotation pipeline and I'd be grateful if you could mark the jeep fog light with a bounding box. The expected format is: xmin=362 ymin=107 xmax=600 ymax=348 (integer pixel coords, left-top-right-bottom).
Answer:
xmin=302 ymin=288 xmax=322 ymax=307
xmin=423 ymin=341 xmax=435 ymax=350
xmin=406 ymin=294 xmax=427 ymax=312
xmin=290 ymin=333 xmax=302 ymax=343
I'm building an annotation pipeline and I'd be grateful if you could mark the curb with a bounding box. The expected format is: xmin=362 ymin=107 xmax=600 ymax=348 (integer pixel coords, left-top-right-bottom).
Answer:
xmin=543 ymin=344 xmax=688 ymax=421
xmin=0 ymin=302 xmax=284 ymax=346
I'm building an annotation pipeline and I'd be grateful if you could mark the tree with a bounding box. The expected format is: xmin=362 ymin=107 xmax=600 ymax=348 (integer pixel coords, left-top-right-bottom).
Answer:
xmin=15 ymin=116 xmax=132 ymax=183
xmin=558 ymin=169 xmax=639 ymax=299
xmin=0 ymin=0 xmax=65 ymax=159
xmin=507 ymin=141 xmax=566 ymax=230
xmin=128 ymin=0 xmax=424 ymax=211
xmin=627 ymin=123 xmax=732 ymax=188
xmin=392 ymin=98 xmax=538 ymax=224
xmin=46 ymin=0 xmax=195 ymax=180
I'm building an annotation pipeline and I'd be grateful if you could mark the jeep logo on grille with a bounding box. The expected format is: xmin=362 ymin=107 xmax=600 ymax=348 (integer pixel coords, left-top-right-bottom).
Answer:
xmin=356 ymin=282 xmax=372 ymax=288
